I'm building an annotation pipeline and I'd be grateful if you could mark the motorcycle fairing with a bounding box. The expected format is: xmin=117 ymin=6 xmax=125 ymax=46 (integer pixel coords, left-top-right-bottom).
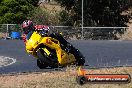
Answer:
xmin=26 ymin=31 xmax=76 ymax=65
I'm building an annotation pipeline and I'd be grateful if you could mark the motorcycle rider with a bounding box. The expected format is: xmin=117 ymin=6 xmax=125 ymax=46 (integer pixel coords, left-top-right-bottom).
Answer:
xmin=21 ymin=20 xmax=34 ymax=44
xmin=21 ymin=20 xmax=69 ymax=49
xmin=21 ymin=20 xmax=85 ymax=65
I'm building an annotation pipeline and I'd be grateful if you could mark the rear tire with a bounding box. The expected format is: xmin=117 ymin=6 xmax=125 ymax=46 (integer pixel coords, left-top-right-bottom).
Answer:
xmin=70 ymin=48 xmax=85 ymax=66
xmin=37 ymin=59 xmax=47 ymax=69
xmin=76 ymin=57 xmax=85 ymax=66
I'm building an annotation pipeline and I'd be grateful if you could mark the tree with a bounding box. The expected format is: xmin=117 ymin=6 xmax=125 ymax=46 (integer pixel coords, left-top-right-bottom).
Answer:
xmin=0 ymin=0 xmax=39 ymax=24
xmin=27 ymin=7 xmax=60 ymax=25
xmin=55 ymin=0 xmax=131 ymax=27
xmin=16 ymin=0 xmax=39 ymax=7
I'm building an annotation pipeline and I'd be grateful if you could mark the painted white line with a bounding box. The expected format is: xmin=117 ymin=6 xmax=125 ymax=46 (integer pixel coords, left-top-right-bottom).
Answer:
xmin=0 ymin=56 xmax=16 ymax=68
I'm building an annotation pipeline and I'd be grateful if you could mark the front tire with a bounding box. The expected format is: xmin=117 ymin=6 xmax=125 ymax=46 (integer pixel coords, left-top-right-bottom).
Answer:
xmin=37 ymin=49 xmax=58 ymax=68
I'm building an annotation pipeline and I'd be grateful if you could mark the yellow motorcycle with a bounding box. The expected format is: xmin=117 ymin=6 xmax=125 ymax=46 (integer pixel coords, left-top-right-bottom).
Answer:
xmin=25 ymin=30 xmax=85 ymax=69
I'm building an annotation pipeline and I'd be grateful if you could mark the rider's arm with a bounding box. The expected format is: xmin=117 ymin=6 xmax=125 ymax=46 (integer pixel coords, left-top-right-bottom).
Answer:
xmin=22 ymin=34 xmax=27 ymax=44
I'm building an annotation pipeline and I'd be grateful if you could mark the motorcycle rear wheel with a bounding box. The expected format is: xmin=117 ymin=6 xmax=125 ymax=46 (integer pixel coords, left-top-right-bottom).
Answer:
xmin=76 ymin=57 xmax=85 ymax=66
xmin=37 ymin=59 xmax=48 ymax=69
xmin=68 ymin=47 xmax=85 ymax=66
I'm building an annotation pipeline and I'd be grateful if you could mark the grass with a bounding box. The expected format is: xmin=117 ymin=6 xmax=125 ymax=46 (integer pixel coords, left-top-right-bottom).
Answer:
xmin=0 ymin=66 xmax=132 ymax=88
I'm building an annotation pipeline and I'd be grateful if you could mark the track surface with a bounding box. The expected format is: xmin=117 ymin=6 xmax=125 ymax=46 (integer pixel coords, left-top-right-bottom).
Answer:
xmin=0 ymin=40 xmax=132 ymax=74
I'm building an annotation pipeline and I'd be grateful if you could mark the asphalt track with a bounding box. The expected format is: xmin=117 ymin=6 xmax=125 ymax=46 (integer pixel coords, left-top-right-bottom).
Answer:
xmin=0 ymin=40 xmax=132 ymax=74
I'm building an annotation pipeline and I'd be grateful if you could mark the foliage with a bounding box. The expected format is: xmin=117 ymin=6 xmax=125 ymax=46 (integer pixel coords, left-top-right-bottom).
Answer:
xmin=0 ymin=0 xmax=39 ymax=24
xmin=55 ymin=0 xmax=132 ymax=26
xmin=16 ymin=0 xmax=39 ymax=7
xmin=59 ymin=10 xmax=73 ymax=26
xmin=28 ymin=7 xmax=60 ymax=25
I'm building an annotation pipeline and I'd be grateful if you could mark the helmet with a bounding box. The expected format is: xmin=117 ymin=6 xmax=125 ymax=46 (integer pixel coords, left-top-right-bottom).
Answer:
xmin=22 ymin=20 xmax=34 ymax=34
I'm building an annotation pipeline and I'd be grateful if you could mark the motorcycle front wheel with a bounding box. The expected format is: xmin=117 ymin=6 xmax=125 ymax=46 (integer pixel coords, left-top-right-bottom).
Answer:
xmin=36 ymin=48 xmax=58 ymax=68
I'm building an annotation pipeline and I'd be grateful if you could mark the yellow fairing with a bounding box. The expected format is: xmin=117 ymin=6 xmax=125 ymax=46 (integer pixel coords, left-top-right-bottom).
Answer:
xmin=39 ymin=37 xmax=76 ymax=65
xmin=26 ymin=32 xmax=41 ymax=53
xmin=25 ymin=31 xmax=76 ymax=65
